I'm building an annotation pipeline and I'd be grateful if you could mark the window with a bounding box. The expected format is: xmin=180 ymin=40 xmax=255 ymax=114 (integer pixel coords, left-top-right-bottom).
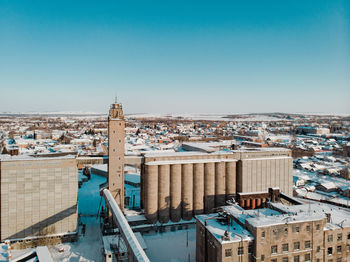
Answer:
xmin=282 ymin=258 xmax=288 ymax=262
xmin=294 ymin=255 xmax=300 ymax=262
xmin=305 ymin=253 xmax=311 ymax=262
xmin=317 ymin=246 xmax=321 ymax=253
xmin=271 ymin=260 xmax=277 ymax=262
xmin=316 ymin=224 xmax=320 ymax=230
xmin=337 ymin=245 xmax=342 ymax=253
xmin=348 ymin=233 xmax=350 ymax=240
xmin=282 ymin=244 xmax=289 ymax=252
xmin=261 ymin=231 xmax=265 ymax=238
xmin=284 ymin=227 xmax=288 ymax=235
xmin=271 ymin=245 xmax=278 ymax=254
xmin=295 ymin=226 xmax=300 ymax=233
xmin=261 ymin=255 xmax=265 ymax=261
xmin=336 ymin=258 xmax=342 ymax=262
xmin=225 ymin=249 xmax=232 ymax=257
xmin=347 ymin=244 xmax=350 ymax=252
xmin=238 ymin=247 xmax=244 ymax=256
xmin=337 ymin=233 xmax=342 ymax=241
xmin=294 ymin=242 xmax=300 ymax=250
xmin=328 ymin=260 xmax=333 ymax=262
xmin=305 ymin=240 xmax=311 ymax=249
xmin=328 ymin=247 xmax=333 ymax=255
xmin=328 ymin=234 xmax=333 ymax=242
xmin=273 ymin=229 xmax=278 ymax=236
xmin=306 ymin=225 xmax=311 ymax=232
xmin=317 ymin=259 xmax=320 ymax=262
xmin=248 ymin=245 xmax=253 ymax=254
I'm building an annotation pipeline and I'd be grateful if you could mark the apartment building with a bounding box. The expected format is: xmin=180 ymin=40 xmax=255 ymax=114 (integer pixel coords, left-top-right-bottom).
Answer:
xmin=196 ymin=196 xmax=350 ymax=262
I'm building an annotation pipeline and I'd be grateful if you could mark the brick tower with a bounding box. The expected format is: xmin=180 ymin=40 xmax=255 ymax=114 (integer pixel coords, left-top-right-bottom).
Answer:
xmin=108 ymin=99 xmax=125 ymax=211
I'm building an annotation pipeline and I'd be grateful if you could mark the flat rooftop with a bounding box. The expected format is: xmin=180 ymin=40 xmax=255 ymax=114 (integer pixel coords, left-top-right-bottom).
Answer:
xmin=0 ymin=154 xmax=76 ymax=162
xmin=196 ymin=213 xmax=253 ymax=243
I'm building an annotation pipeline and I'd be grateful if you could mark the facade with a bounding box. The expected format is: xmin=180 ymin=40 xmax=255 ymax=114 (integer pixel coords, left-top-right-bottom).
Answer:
xmin=108 ymin=101 xmax=125 ymax=211
xmin=196 ymin=199 xmax=350 ymax=262
xmin=141 ymin=148 xmax=293 ymax=223
xmin=0 ymin=155 xmax=78 ymax=242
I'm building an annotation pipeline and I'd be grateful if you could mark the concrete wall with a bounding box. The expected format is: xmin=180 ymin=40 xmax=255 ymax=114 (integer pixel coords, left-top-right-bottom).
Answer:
xmin=237 ymin=157 xmax=293 ymax=196
xmin=0 ymin=157 xmax=78 ymax=241
xmin=142 ymin=149 xmax=293 ymax=222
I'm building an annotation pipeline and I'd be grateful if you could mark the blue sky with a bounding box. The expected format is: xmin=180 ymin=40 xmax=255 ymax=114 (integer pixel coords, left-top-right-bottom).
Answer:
xmin=0 ymin=1 xmax=349 ymax=114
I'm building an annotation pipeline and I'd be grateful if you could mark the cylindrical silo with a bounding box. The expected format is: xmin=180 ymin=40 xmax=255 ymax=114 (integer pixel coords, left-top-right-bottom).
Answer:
xmin=170 ymin=164 xmax=182 ymax=222
xmin=193 ymin=163 xmax=204 ymax=215
xmin=145 ymin=164 xmax=158 ymax=223
xmin=158 ymin=164 xmax=170 ymax=223
xmin=204 ymin=162 xmax=215 ymax=213
xmin=225 ymin=161 xmax=236 ymax=200
xmin=182 ymin=163 xmax=193 ymax=220
xmin=215 ymin=161 xmax=226 ymax=207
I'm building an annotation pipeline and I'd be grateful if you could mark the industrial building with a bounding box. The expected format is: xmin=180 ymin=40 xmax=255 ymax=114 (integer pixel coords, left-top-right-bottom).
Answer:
xmin=196 ymin=192 xmax=350 ymax=262
xmin=0 ymin=154 xmax=78 ymax=244
xmin=105 ymin=100 xmax=293 ymax=225
xmin=141 ymin=148 xmax=293 ymax=223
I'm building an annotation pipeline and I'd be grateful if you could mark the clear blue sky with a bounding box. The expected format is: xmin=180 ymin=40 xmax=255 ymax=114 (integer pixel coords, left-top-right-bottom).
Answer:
xmin=0 ymin=1 xmax=349 ymax=114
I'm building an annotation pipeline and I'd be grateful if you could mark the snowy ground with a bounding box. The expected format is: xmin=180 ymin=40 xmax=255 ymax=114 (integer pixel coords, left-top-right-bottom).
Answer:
xmin=142 ymin=227 xmax=196 ymax=262
xmin=49 ymin=172 xmax=106 ymax=262
xmin=49 ymin=217 xmax=103 ymax=262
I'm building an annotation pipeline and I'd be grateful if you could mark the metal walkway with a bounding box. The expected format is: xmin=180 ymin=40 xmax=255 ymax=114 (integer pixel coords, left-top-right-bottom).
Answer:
xmin=102 ymin=189 xmax=150 ymax=262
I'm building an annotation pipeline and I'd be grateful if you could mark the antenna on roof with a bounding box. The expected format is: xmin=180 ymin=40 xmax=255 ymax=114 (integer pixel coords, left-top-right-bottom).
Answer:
xmin=115 ymin=94 xmax=118 ymax=104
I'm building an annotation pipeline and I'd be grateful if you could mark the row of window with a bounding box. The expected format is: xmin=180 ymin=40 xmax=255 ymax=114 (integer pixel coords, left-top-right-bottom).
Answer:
xmin=269 ymin=256 xmax=344 ymax=262
xmin=225 ymin=245 xmax=253 ymax=257
xmin=263 ymin=254 xmax=310 ymax=262
xmin=328 ymin=233 xmax=350 ymax=242
xmin=261 ymin=224 xmax=318 ymax=238
xmin=271 ymin=241 xmax=312 ymax=254
xmin=327 ymin=244 xmax=350 ymax=255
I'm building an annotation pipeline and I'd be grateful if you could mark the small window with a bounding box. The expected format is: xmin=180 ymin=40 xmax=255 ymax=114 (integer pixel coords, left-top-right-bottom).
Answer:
xmin=282 ymin=244 xmax=289 ymax=252
xmin=316 ymin=224 xmax=320 ymax=230
xmin=271 ymin=245 xmax=278 ymax=254
xmin=271 ymin=260 xmax=277 ymax=262
xmin=317 ymin=246 xmax=321 ymax=253
xmin=305 ymin=253 xmax=311 ymax=262
xmin=348 ymin=233 xmax=350 ymax=240
xmin=273 ymin=229 xmax=278 ymax=236
xmin=306 ymin=225 xmax=310 ymax=232
xmin=305 ymin=240 xmax=311 ymax=249
xmin=295 ymin=226 xmax=300 ymax=233
xmin=294 ymin=255 xmax=300 ymax=262
xmin=337 ymin=245 xmax=342 ymax=253
xmin=225 ymin=249 xmax=232 ymax=257
xmin=336 ymin=258 xmax=342 ymax=262
xmin=261 ymin=231 xmax=265 ymax=238
xmin=294 ymin=242 xmax=300 ymax=250
xmin=328 ymin=234 xmax=333 ymax=242
xmin=282 ymin=257 xmax=288 ymax=262
xmin=248 ymin=245 xmax=253 ymax=254
xmin=347 ymin=244 xmax=350 ymax=251
xmin=261 ymin=255 xmax=265 ymax=261
xmin=238 ymin=247 xmax=244 ymax=256
xmin=337 ymin=233 xmax=342 ymax=241
xmin=328 ymin=260 xmax=332 ymax=262
xmin=328 ymin=247 xmax=333 ymax=255
xmin=284 ymin=227 xmax=288 ymax=235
